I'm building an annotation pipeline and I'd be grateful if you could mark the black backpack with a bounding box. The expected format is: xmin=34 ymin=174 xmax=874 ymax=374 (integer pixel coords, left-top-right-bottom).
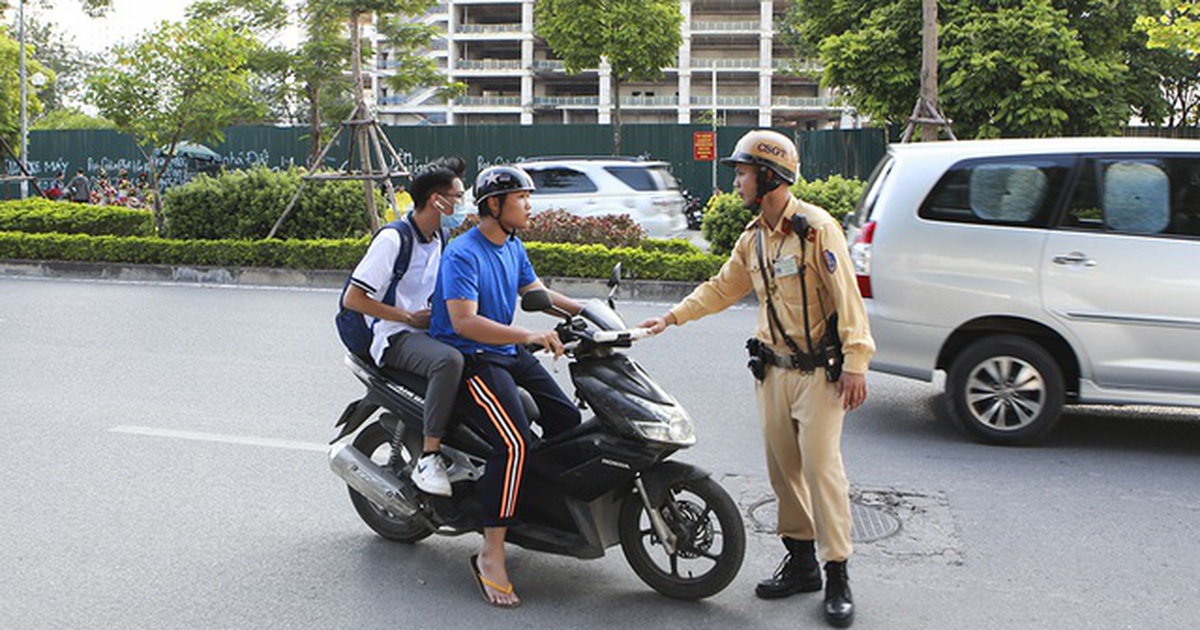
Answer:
xmin=335 ymin=216 xmax=446 ymax=358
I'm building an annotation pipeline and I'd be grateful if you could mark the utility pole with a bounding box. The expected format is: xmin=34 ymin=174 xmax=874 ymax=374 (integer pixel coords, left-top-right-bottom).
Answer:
xmin=919 ymin=0 xmax=937 ymax=142
xmin=901 ymin=0 xmax=955 ymax=142
xmin=711 ymin=67 xmax=717 ymax=194
xmin=19 ymin=0 xmax=28 ymax=198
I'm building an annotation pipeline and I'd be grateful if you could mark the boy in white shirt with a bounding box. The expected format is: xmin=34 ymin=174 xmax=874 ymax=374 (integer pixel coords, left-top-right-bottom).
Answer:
xmin=342 ymin=157 xmax=470 ymax=496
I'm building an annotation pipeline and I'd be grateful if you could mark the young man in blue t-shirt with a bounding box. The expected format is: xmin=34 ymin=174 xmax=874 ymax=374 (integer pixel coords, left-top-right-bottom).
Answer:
xmin=430 ymin=165 xmax=582 ymax=608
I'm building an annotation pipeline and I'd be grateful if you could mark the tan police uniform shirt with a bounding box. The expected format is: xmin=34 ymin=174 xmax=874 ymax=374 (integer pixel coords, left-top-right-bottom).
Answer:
xmin=670 ymin=195 xmax=875 ymax=374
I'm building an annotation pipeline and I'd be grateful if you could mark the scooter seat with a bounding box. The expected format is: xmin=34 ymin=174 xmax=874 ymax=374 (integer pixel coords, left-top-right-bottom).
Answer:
xmin=347 ymin=351 xmax=431 ymax=394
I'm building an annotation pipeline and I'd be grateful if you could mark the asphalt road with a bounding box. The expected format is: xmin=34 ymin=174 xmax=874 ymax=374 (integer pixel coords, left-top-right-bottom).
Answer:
xmin=2 ymin=276 xmax=1199 ymax=630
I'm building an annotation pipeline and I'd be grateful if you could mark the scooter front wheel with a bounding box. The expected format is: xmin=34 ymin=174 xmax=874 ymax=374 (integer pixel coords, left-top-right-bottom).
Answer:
xmin=618 ymin=476 xmax=745 ymax=600
xmin=347 ymin=421 xmax=434 ymax=543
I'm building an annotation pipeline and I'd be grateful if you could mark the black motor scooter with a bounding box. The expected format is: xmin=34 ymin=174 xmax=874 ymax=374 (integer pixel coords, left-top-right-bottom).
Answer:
xmin=328 ymin=266 xmax=745 ymax=600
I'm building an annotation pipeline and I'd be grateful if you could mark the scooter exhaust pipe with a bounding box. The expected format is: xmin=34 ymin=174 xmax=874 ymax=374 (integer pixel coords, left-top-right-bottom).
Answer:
xmin=328 ymin=443 xmax=419 ymax=518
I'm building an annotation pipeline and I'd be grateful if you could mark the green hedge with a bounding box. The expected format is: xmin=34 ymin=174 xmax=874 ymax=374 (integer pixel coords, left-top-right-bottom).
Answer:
xmin=0 ymin=198 xmax=154 ymax=237
xmin=161 ymin=166 xmax=380 ymax=240
xmin=637 ymin=238 xmax=703 ymax=256
xmin=527 ymin=242 xmax=723 ymax=282
xmin=0 ymin=231 xmax=725 ymax=281
xmin=791 ymin=175 xmax=867 ymax=223
xmin=700 ymin=175 xmax=866 ymax=256
xmin=0 ymin=231 xmax=366 ymax=269
xmin=700 ymin=193 xmax=753 ymax=257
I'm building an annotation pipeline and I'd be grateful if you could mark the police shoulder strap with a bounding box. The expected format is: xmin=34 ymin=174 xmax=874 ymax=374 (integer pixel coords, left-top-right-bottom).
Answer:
xmin=754 ymin=225 xmax=811 ymax=358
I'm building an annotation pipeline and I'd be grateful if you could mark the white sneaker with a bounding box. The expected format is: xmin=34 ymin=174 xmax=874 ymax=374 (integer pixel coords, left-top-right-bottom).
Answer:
xmin=411 ymin=453 xmax=452 ymax=497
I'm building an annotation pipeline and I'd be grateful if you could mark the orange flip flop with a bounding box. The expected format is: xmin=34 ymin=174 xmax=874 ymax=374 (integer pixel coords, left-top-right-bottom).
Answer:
xmin=470 ymin=554 xmax=520 ymax=608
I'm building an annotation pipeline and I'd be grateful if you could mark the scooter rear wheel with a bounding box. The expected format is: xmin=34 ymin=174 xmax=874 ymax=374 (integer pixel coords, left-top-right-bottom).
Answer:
xmin=347 ymin=421 xmax=434 ymax=543
xmin=618 ymin=476 xmax=745 ymax=600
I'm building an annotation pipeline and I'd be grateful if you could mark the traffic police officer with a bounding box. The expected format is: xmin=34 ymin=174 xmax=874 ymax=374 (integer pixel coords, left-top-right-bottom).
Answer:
xmin=640 ymin=129 xmax=874 ymax=628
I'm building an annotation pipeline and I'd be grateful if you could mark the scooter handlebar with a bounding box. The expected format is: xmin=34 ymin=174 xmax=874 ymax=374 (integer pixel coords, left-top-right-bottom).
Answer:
xmin=591 ymin=327 xmax=655 ymax=344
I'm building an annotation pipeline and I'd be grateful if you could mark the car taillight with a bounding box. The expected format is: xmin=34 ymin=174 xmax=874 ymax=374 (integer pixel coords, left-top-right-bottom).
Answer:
xmin=850 ymin=220 xmax=875 ymax=298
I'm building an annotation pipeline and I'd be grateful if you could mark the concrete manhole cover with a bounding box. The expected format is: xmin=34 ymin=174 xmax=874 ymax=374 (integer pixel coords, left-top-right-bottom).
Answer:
xmin=748 ymin=497 xmax=902 ymax=543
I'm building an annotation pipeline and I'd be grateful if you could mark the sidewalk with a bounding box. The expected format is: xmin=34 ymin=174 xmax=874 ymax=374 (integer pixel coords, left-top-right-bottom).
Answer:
xmin=0 ymin=258 xmax=712 ymax=303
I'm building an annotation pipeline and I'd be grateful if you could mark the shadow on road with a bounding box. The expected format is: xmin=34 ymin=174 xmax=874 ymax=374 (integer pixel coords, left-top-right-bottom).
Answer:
xmin=1047 ymin=405 xmax=1200 ymax=454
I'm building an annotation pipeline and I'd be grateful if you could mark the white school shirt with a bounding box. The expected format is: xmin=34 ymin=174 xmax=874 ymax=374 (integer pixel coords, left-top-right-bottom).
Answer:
xmin=349 ymin=220 xmax=442 ymax=365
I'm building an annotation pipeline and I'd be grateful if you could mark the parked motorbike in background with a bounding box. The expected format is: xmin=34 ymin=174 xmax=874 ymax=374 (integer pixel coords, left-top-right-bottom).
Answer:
xmin=328 ymin=265 xmax=745 ymax=600
xmin=682 ymin=189 xmax=705 ymax=231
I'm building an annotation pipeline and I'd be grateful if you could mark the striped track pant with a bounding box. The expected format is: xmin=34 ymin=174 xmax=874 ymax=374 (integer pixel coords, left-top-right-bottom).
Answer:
xmin=459 ymin=347 xmax=580 ymax=527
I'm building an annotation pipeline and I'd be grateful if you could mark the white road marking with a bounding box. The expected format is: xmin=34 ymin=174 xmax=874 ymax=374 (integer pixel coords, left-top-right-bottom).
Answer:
xmin=110 ymin=425 xmax=328 ymax=452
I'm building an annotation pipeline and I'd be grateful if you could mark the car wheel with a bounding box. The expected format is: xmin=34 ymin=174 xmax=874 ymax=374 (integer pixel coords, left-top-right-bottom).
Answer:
xmin=946 ymin=335 xmax=1064 ymax=445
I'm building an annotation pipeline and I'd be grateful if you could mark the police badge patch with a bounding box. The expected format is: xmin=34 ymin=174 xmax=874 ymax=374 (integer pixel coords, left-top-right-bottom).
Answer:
xmin=823 ymin=249 xmax=837 ymax=273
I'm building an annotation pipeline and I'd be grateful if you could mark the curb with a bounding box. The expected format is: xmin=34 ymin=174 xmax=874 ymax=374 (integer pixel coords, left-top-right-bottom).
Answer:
xmin=0 ymin=258 xmax=716 ymax=303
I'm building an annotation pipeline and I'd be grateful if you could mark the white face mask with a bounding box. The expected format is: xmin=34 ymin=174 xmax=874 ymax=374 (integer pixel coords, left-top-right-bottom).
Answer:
xmin=440 ymin=197 xmax=469 ymax=230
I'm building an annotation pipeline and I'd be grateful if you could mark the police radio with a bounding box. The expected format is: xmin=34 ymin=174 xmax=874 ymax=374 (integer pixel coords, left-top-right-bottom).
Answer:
xmin=790 ymin=214 xmax=808 ymax=236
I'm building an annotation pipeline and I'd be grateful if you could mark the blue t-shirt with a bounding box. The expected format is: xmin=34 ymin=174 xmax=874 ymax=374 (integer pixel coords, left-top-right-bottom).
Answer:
xmin=430 ymin=227 xmax=537 ymax=355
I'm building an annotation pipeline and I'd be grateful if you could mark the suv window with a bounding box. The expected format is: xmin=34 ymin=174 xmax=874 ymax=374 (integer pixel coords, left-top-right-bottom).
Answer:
xmin=919 ymin=156 xmax=1073 ymax=227
xmin=526 ymin=168 xmax=598 ymax=194
xmin=604 ymin=165 xmax=679 ymax=191
xmin=1063 ymin=157 xmax=1200 ymax=238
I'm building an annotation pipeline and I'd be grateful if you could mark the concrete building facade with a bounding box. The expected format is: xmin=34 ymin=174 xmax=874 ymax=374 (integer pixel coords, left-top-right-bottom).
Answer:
xmin=372 ymin=0 xmax=841 ymax=128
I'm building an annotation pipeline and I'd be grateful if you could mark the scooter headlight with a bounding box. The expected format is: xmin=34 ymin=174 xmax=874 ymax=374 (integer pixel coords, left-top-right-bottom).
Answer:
xmin=630 ymin=401 xmax=696 ymax=446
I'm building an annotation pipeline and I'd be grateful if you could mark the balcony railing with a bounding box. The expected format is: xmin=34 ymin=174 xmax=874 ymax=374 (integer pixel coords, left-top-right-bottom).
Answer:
xmin=691 ymin=21 xmax=760 ymax=32
xmin=533 ymin=96 xmax=600 ymax=106
xmin=773 ymin=58 xmax=823 ymax=74
xmin=531 ymin=59 xmax=566 ymax=71
xmin=456 ymin=59 xmax=523 ymax=71
xmin=456 ymin=23 xmax=522 ymax=35
xmin=690 ymin=95 xmax=761 ymax=107
xmin=455 ymin=95 xmax=521 ymax=106
xmin=692 ymin=58 xmax=761 ymax=70
xmin=620 ymin=96 xmax=680 ymax=107
xmin=772 ymin=96 xmax=836 ymax=108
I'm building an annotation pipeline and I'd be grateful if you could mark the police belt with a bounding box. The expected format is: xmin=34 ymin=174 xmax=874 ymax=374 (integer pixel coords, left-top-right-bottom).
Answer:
xmin=749 ymin=339 xmax=819 ymax=371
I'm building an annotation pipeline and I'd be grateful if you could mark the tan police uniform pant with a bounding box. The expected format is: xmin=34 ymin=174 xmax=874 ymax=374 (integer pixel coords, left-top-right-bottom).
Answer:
xmin=756 ymin=365 xmax=853 ymax=562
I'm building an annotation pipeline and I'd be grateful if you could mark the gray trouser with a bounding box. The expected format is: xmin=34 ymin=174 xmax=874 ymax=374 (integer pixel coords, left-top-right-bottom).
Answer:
xmin=382 ymin=331 xmax=464 ymax=440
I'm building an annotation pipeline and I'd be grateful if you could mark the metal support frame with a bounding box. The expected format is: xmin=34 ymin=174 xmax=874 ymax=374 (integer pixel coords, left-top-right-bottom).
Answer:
xmin=268 ymin=9 xmax=409 ymax=239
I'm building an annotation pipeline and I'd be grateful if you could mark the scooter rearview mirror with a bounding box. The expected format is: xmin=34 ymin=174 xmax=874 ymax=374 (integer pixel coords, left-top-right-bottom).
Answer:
xmin=607 ymin=263 xmax=622 ymax=309
xmin=521 ymin=289 xmax=553 ymax=312
xmin=607 ymin=263 xmax=622 ymax=290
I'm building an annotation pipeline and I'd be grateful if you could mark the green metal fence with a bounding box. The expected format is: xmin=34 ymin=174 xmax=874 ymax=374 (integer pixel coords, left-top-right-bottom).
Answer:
xmin=4 ymin=125 xmax=888 ymax=201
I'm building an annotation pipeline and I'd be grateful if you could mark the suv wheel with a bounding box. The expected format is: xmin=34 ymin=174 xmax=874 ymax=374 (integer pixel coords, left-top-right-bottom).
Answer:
xmin=946 ymin=335 xmax=1064 ymax=445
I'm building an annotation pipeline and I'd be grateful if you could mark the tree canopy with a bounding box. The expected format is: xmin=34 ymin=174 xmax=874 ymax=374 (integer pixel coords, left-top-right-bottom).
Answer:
xmin=0 ymin=26 xmax=54 ymax=156
xmin=1139 ymin=0 xmax=1200 ymax=53
xmin=536 ymin=0 xmax=683 ymax=152
xmin=184 ymin=0 xmax=459 ymax=165
xmin=86 ymin=14 xmax=265 ymax=227
xmin=1136 ymin=0 xmax=1200 ymax=126
xmin=788 ymin=0 xmax=1179 ymax=137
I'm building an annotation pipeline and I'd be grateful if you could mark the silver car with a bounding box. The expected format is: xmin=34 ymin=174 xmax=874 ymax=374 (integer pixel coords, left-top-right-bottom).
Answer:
xmin=515 ymin=157 xmax=690 ymax=238
xmin=845 ymin=137 xmax=1200 ymax=444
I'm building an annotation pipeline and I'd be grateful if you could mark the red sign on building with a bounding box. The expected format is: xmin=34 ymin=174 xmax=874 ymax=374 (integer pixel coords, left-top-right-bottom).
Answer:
xmin=693 ymin=131 xmax=716 ymax=161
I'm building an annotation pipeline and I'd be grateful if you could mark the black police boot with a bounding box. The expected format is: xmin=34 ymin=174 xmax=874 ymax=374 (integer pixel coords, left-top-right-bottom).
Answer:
xmin=755 ymin=538 xmax=822 ymax=599
xmin=823 ymin=560 xmax=854 ymax=627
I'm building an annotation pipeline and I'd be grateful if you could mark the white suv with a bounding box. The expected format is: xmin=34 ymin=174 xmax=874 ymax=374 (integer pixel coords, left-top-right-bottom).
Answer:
xmin=845 ymin=137 xmax=1200 ymax=445
xmin=514 ymin=158 xmax=689 ymax=238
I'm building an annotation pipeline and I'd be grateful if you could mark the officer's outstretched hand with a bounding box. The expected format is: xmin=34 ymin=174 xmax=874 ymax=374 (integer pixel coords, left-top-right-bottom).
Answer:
xmin=838 ymin=372 xmax=868 ymax=412
xmin=638 ymin=312 xmax=676 ymax=335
